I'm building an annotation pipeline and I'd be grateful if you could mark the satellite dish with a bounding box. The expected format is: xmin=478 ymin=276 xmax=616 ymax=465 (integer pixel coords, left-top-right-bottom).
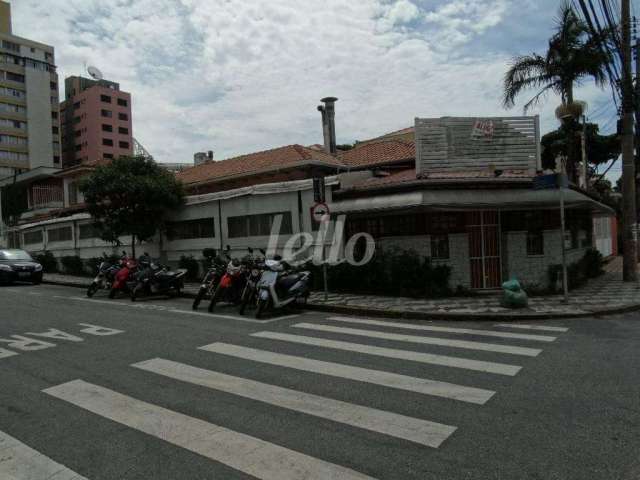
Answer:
xmin=87 ymin=65 xmax=103 ymax=80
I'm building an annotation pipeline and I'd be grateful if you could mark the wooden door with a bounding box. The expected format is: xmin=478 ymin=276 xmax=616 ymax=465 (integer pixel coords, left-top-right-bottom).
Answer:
xmin=468 ymin=211 xmax=502 ymax=289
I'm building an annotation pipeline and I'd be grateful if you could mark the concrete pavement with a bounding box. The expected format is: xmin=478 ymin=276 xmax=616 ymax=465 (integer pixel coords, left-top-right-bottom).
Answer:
xmin=1 ymin=283 xmax=639 ymax=479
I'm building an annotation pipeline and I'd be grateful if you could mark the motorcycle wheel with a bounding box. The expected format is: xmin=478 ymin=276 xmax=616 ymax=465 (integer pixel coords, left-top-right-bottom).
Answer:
xmin=255 ymin=297 xmax=268 ymax=319
xmin=192 ymin=287 xmax=206 ymax=310
xmin=238 ymin=287 xmax=251 ymax=315
xmin=208 ymin=286 xmax=223 ymax=313
xmin=87 ymin=282 xmax=98 ymax=298
xmin=108 ymin=287 xmax=117 ymax=299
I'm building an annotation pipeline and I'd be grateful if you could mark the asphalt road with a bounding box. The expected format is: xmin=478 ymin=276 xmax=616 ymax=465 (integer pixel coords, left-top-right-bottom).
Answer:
xmin=0 ymin=283 xmax=639 ymax=480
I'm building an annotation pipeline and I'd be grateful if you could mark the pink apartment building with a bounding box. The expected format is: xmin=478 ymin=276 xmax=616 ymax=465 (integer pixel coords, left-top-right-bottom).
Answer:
xmin=60 ymin=76 xmax=132 ymax=168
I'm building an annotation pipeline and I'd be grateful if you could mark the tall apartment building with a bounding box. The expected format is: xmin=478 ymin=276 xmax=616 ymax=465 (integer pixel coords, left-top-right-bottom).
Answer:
xmin=60 ymin=75 xmax=132 ymax=168
xmin=0 ymin=0 xmax=60 ymax=178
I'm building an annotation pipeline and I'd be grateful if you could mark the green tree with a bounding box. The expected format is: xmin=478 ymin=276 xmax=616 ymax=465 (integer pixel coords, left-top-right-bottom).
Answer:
xmin=0 ymin=182 xmax=28 ymax=226
xmin=541 ymin=121 xmax=620 ymax=171
xmin=502 ymin=2 xmax=610 ymax=112
xmin=79 ymin=156 xmax=184 ymax=257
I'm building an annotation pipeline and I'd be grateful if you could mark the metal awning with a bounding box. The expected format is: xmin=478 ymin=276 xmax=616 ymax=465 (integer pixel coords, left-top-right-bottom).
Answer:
xmin=330 ymin=188 xmax=615 ymax=216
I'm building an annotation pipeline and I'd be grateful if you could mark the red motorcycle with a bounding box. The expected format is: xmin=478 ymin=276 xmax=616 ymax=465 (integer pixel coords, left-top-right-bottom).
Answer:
xmin=208 ymin=256 xmax=245 ymax=312
xmin=109 ymin=256 xmax=138 ymax=298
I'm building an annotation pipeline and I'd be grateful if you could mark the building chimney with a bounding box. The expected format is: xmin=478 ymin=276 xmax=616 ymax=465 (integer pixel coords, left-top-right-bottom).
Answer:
xmin=317 ymin=97 xmax=338 ymax=155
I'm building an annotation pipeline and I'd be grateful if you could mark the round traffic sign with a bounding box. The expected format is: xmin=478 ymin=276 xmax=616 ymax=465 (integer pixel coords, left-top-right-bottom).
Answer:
xmin=311 ymin=202 xmax=330 ymax=223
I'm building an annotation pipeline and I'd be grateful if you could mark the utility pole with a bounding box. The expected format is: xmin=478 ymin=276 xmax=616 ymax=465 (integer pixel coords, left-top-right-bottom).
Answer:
xmin=621 ymin=0 xmax=638 ymax=281
xmin=634 ymin=36 xmax=640 ymax=237
xmin=580 ymin=115 xmax=588 ymax=189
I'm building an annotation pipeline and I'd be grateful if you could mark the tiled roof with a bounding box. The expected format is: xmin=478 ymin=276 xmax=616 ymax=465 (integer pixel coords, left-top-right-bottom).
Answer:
xmin=339 ymin=140 xmax=415 ymax=167
xmin=349 ymin=168 xmax=534 ymax=190
xmin=176 ymin=144 xmax=344 ymax=186
xmin=356 ymin=126 xmax=415 ymax=146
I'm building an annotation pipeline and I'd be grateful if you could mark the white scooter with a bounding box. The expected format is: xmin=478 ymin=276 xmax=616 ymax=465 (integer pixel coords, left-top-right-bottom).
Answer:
xmin=255 ymin=257 xmax=310 ymax=318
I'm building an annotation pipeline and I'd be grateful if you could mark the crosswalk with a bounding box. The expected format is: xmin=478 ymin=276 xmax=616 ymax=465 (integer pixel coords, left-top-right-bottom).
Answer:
xmin=2 ymin=315 xmax=570 ymax=479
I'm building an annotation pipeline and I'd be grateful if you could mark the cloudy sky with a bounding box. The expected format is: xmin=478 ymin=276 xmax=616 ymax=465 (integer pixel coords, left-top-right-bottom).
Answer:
xmin=11 ymin=0 xmax=627 ymax=177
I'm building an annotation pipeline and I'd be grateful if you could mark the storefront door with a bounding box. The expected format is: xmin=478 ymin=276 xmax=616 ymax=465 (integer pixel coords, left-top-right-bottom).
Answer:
xmin=468 ymin=211 xmax=502 ymax=289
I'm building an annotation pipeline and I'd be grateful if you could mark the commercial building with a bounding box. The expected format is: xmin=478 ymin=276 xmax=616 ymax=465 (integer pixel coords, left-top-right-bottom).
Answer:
xmin=60 ymin=75 xmax=132 ymax=168
xmin=0 ymin=0 xmax=60 ymax=178
xmin=4 ymin=95 xmax=617 ymax=291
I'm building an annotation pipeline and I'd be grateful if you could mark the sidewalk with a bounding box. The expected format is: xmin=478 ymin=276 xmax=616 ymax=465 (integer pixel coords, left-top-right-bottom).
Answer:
xmin=306 ymin=257 xmax=640 ymax=319
xmin=42 ymin=257 xmax=640 ymax=319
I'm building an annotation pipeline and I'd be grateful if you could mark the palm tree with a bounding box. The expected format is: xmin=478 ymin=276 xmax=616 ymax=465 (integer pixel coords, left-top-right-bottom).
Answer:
xmin=502 ymin=2 xmax=610 ymax=114
xmin=503 ymin=2 xmax=612 ymax=181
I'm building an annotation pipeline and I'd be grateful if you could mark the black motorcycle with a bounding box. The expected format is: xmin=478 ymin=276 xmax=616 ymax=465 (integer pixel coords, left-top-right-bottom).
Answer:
xmin=130 ymin=258 xmax=187 ymax=301
xmin=192 ymin=250 xmax=227 ymax=310
xmin=238 ymin=248 xmax=265 ymax=315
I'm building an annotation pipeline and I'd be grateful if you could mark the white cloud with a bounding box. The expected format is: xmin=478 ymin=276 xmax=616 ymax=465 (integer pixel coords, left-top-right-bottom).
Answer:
xmin=9 ymin=0 xmax=615 ymax=165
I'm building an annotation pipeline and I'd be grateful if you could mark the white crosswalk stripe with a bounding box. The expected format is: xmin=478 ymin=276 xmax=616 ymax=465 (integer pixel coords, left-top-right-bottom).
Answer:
xmin=199 ymin=342 xmax=495 ymax=404
xmin=132 ymin=357 xmax=456 ymax=448
xmin=292 ymin=323 xmax=543 ymax=357
xmin=44 ymin=380 xmax=376 ymax=480
xmin=251 ymin=331 xmax=522 ymax=376
xmin=327 ymin=316 xmax=557 ymax=342
xmin=0 ymin=429 xmax=88 ymax=480
xmin=494 ymin=323 xmax=569 ymax=332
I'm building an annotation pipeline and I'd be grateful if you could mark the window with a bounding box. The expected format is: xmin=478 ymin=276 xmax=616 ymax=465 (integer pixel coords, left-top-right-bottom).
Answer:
xmin=431 ymin=234 xmax=450 ymax=259
xmin=101 ymin=109 xmax=112 ymax=118
xmin=119 ymin=141 xmax=129 ymax=149
xmin=79 ymin=223 xmax=99 ymax=240
xmin=73 ymin=101 xmax=80 ymax=110
xmin=102 ymin=124 xmax=113 ymax=132
xmin=53 ymin=155 xmax=60 ymax=164
xmin=100 ymin=94 xmax=112 ymax=103
xmin=227 ymin=212 xmax=293 ymax=238
xmin=103 ymin=153 xmax=114 ymax=159
xmin=52 ymin=126 xmax=59 ymax=134
xmin=75 ymin=130 xmax=81 ymax=137
xmin=0 ymin=102 xmax=26 ymax=114
xmin=102 ymin=138 xmax=113 ymax=146
xmin=0 ymin=118 xmax=25 ymax=130
xmin=0 ymin=134 xmax=27 ymax=145
xmin=5 ymin=71 xmax=25 ymax=83
xmin=0 ymin=150 xmax=27 ymax=162
xmin=45 ymin=52 xmax=53 ymax=62
xmin=50 ymin=81 xmax=57 ymax=90
xmin=68 ymin=181 xmax=78 ymax=205
xmin=166 ymin=218 xmax=215 ymax=240
xmin=73 ymin=116 xmax=81 ymax=124
xmin=118 ymin=112 xmax=128 ymax=121
xmin=118 ymin=127 xmax=129 ymax=135
xmin=47 ymin=226 xmax=72 ymax=243
xmin=526 ymin=231 xmax=544 ymax=255
xmin=2 ymin=40 xmax=20 ymax=52
xmin=75 ymin=144 xmax=82 ymax=152
xmin=0 ymin=86 xmax=25 ymax=99
xmin=117 ymin=98 xmax=128 ymax=107
xmin=23 ymin=230 xmax=43 ymax=245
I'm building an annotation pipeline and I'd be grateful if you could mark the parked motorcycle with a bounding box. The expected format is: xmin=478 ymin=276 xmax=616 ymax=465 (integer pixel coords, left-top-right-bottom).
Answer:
xmin=130 ymin=258 xmax=187 ymax=301
xmin=238 ymin=248 xmax=266 ymax=315
xmin=86 ymin=252 xmax=122 ymax=298
xmin=208 ymin=247 xmax=246 ymax=312
xmin=108 ymin=255 xmax=139 ymax=299
xmin=192 ymin=249 xmax=227 ymax=310
xmin=254 ymin=256 xmax=310 ymax=318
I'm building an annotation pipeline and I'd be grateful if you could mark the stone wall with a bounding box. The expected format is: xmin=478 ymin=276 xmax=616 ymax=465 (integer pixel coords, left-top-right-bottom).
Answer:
xmin=378 ymin=233 xmax=471 ymax=289
xmin=504 ymin=230 xmax=590 ymax=287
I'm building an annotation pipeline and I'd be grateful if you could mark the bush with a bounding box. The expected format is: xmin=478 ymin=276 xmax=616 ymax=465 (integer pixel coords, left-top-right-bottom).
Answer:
xmin=307 ymin=247 xmax=452 ymax=298
xmin=179 ymin=255 xmax=200 ymax=282
xmin=60 ymin=255 xmax=86 ymax=276
xmin=33 ymin=250 xmax=57 ymax=273
xmin=547 ymin=248 xmax=606 ymax=292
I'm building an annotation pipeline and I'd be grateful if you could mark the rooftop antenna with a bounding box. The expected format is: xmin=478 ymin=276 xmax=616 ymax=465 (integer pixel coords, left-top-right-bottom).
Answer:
xmin=87 ymin=65 xmax=103 ymax=81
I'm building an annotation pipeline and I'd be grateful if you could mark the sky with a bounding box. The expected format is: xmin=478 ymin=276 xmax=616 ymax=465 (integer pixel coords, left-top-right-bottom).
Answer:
xmin=10 ymin=0 xmax=635 ymax=179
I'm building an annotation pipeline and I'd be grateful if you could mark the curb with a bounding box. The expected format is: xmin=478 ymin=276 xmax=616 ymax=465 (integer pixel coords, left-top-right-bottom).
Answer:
xmin=42 ymin=278 xmax=640 ymax=321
